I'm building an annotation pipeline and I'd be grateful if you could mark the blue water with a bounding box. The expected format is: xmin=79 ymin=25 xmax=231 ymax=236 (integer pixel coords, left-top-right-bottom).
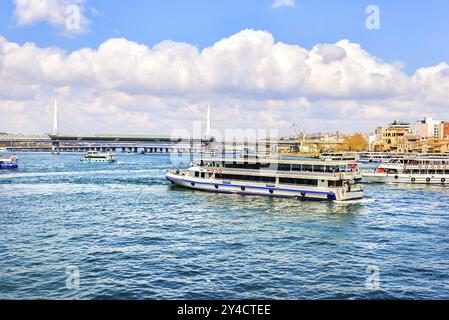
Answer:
xmin=1 ymin=153 xmax=449 ymax=299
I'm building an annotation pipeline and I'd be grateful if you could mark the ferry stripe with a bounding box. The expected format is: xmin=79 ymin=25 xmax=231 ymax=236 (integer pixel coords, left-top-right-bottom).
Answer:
xmin=167 ymin=175 xmax=333 ymax=196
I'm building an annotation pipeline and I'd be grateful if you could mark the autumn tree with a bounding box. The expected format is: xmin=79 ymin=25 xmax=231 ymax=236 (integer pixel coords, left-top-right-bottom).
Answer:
xmin=342 ymin=133 xmax=369 ymax=151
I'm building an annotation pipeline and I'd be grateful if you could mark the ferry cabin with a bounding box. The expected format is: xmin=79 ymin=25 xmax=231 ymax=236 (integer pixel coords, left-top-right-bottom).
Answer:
xmin=166 ymin=158 xmax=363 ymax=201
xmin=80 ymin=151 xmax=117 ymax=163
xmin=362 ymin=157 xmax=449 ymax=184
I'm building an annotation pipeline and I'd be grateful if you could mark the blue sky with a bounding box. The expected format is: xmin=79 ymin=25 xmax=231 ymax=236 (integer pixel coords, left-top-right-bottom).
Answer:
xmin=0 ymin=0 xmax=448 ymax=135
xmin=1 ymin=0 xmax=449 ymax=73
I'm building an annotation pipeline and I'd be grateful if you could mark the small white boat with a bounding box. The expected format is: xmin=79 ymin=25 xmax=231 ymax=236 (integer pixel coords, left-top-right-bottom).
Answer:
xmin=359 ymin=153 xmax=390 ymax=163
xmin=0 ymin=155 xmax=19 ymax=169
xmin=320 ymin=152 xmax=360 ymax=162
xmin=80 ymin=151 xmax=116 ymax=163
xmin=363 ymin=157 xmax=449 ymax=184
xmin=166 ymin=157 xmax=363 ymax=201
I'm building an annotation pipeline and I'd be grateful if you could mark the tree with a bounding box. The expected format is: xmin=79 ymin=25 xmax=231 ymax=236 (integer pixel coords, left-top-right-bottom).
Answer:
xmin=342 ymin=133 xmax=369 ymax=151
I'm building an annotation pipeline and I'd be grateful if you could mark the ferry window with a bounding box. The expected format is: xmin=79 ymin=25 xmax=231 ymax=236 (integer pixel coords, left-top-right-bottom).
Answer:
xmin=292 ymin=164 xmax=301 ymax=171
xmin=328 ymin=180 xmax=343 ymax=187
xmin=429 ymin=170 xmax=436 ymax=175
xmin=278 ymin=164 xmax=291 ymax=171
xmin=412 ymin=169 xmax=420 ymax=174
xmin=260 ymin=176 xmax=276 ymax=183
xmin=201 ymin=172 xmax=205 ymax=178
xmin=195 ymin=172 xmax=199 ymax=177
xmin=314 ymin=165 xmax=325 ymax=172
xmin=279 ymin=178 xmax=318 ymax=186
xmin=302 ymin=165 xmax=313 ymax=172
xmin=215 ymin=173 xmax=275 ymax=183
xmin=437 ymin=170 xmax=444 ymax=174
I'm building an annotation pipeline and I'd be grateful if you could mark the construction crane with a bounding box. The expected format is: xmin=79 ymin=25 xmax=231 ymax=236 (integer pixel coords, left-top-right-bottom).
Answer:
xmin=290 ymin=121 xmax=308 ymax=153
xmin=290 ymin=121 xmax=306 ymax=139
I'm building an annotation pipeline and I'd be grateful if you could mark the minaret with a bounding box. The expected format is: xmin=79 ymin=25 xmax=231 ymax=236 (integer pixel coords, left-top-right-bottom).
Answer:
xmin=52 ymin=99 xmax=59 ymax=136
xmin=205 ymin=104 xmax=211 ymax=139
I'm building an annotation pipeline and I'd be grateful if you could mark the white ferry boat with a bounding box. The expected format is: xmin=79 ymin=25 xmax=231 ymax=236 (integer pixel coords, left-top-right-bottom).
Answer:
xmin=166 ymin=158 xmax=363 ymax=201
xmin=320 ymin=152 xmax=360 ymax=162
xmin=0 ymin=155 xmax=19 ymax=169
xmin=363 ymin=157 xmax=449 ymax=184
xmin=359 ymin=152 xmax=390 ymax=163
xmin=80 ymin=151 xmax=117 ymax=163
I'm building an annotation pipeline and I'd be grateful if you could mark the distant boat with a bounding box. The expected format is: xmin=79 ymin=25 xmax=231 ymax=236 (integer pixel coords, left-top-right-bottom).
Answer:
xmin=0 ymin=155 xmax=19 ymax=169
xmin=363 ymin=156 xmax=449 ymax=184
xmin=80 ymin=151 xmax=117 ymax=163
xmin=320 ymin=152 xmax=360 ymax=162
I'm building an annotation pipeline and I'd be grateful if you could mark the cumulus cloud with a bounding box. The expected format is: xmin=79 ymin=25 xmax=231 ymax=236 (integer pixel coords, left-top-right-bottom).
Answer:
xmin=272 ymin=0 xmax=296 ymax=8
xmin=0 ymin=29 xmax=448 ymax=135
xmin=13 ymin=0 xmax=90 ymax=34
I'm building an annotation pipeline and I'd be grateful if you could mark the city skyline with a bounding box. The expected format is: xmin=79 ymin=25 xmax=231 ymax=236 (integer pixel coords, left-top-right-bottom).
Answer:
xmin=1 ymin=0 xmax=449 ymax=135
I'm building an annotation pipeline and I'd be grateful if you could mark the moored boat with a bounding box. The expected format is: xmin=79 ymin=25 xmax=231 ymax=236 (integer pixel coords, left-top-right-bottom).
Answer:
xmin=362 ymin=156 xmax=449 ymax=184
xmin=358 ymin=152 xmax=390 ymax=163
xmin=320 ymin=152 xmax=360 ymax=162
xmin=166 ymin=158 xmax=363 ymax=201
xmin=80 ymin=151 xmax=116 ymax=163
xmin=0 ymin=155 xmax=19 ymax=169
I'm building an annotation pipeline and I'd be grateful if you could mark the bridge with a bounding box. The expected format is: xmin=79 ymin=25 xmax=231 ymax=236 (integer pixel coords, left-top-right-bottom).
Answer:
xmin=0 ymin=102 xmax=321 ymax=155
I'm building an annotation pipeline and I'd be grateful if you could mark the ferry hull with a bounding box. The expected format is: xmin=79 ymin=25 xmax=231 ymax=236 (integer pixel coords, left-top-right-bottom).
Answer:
xmin=0 ymin=163 xmax=18 ymax=169
xmin=166 ymin=173 xmax=363 ymax=201
xmin=80 ymin=159 xmax=116 ymax=163
xmin=363 ymin=173 xmax=449 ymax=184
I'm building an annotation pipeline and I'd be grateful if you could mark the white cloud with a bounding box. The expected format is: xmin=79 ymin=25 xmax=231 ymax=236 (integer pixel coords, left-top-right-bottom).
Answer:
xmin=13 ymin=0 xmax=90 ymax=34
xmin=272 ymin=0 xmax=296 ymax=8
xmin=0 ymin=29 xmax=448 ymax=135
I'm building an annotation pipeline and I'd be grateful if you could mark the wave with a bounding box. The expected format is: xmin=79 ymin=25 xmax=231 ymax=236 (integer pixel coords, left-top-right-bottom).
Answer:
xmin=0 ymin=169 xmax=158 ymax=180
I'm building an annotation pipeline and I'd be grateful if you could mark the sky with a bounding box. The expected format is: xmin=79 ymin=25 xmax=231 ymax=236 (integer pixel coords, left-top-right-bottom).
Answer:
xmin=0 ymin=0 xmax=448 ymax=136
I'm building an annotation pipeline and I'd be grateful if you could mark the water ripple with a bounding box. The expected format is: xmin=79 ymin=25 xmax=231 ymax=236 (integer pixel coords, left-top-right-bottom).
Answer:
xmin=1 ymin=153 xmax=449 ymax=299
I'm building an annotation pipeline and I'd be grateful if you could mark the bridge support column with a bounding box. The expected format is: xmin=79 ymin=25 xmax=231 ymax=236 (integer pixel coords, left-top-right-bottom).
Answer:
xmin=51 ymin=140 xmax=60 ymax=155
xmin=190 ymin=138 xmax=194 ymax=164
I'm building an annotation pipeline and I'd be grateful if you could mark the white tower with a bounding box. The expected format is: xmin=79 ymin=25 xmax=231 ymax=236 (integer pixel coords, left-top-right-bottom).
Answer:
xmin=205 ymin=104 xmax=211 ymax=139
xmin=52 ymin=99 xmax=59 ymax=136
